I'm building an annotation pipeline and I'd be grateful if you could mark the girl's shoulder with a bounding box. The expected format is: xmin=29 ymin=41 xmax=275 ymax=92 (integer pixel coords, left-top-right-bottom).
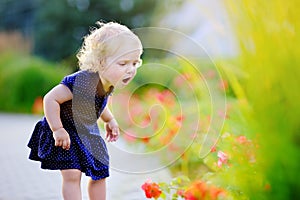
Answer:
xmin=61 ymin=70 xmax=99 ymax=92
xmin=65 ymin=70 xmax=94 ymax=79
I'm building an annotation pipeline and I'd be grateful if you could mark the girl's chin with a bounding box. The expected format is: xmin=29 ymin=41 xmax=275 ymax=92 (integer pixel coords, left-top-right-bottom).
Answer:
xmin=115 ymin=80 xmax=131 ymax=88
xmin=114 ymin=82 xmax=126 ymax=89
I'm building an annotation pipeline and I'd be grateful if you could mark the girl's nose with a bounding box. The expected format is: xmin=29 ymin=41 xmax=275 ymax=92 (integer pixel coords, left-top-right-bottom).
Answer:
xmin=126 ymin=64 xmax=136 ymax=74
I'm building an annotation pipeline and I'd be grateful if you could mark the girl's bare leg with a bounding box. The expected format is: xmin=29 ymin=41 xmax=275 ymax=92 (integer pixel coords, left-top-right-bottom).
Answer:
xmin=88 ymin=178 xmax=106 ymax=200
xmin=61 ymin=169 xmax=82 ymax=200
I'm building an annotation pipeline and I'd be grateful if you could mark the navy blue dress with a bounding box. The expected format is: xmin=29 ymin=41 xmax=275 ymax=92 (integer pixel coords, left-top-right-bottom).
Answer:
xmin=28 ymin=70 xmax=113 ymax=180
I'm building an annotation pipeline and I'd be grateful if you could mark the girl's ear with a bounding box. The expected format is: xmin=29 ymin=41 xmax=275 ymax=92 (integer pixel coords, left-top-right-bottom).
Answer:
xmin=99 ymin=58 xmax=106 ymax=70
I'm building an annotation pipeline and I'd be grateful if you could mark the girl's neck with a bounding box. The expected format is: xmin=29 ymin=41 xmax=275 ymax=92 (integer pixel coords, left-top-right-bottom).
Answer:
xmin=99 ymin=76 xmax=112 ymax=93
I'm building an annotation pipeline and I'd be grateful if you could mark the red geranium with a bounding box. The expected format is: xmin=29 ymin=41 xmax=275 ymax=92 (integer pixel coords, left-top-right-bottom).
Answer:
xmin=141 ymin=179 xmax=162 ymax=199
xmin=182 ymin=180 xmax=226 ymax=200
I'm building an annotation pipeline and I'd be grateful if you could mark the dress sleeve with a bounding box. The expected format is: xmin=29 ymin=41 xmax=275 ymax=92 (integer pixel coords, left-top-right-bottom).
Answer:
xmin=60 ymin=73 xmax=76 ymax=92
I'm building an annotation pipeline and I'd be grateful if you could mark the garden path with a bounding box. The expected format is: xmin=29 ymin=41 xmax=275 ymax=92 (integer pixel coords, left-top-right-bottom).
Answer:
xmin=0 ymin=113 xmax=171 ymax=200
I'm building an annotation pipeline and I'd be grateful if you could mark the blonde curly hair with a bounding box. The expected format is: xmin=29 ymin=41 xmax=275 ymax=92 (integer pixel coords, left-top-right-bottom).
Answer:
xmin=77 ymin=21 xmax=142 ymax=72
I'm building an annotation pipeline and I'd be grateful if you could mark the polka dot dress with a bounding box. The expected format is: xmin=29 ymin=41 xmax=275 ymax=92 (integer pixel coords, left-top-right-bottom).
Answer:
xmin=28 ymin=70 xmax=113 ymax=180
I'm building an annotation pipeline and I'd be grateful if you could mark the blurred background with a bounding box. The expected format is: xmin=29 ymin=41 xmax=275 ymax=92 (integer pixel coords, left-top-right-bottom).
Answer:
xmin=0 ymin=0 xmax=237 ymax=113
xmin=0 ymin=0 xmax=299 ymax=199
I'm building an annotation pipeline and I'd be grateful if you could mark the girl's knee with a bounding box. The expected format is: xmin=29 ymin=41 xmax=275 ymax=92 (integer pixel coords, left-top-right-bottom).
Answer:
xmin=93 ymin=178 xmax=106 ymax=183
xmin=88 ymin=178 xmax=106 ymax=199
xmin=89 ymin=178 xmax=106 ymax=186
xmin=61 ymin=169 xmax=82 ymax=183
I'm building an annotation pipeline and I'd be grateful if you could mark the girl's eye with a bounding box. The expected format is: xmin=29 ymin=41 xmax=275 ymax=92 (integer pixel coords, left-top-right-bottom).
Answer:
xmin=118 ymin=63 xmax=126 ymax=66
xmin=134 ymin=59 xmax=142 ymax=68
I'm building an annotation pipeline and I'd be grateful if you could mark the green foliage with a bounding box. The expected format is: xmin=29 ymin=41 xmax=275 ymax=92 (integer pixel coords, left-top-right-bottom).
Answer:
xmin=0 ymin=52 xmax=70 ymax=113
xmin=0 ymin=0 xmax=160 ymax=64
xmin=127 ymin=1 xmax=300 ymax=198
xmin=224 ymin=1 xmax=300 ymax=199
xmin=33 ymin=0 xmax=159 ymax=62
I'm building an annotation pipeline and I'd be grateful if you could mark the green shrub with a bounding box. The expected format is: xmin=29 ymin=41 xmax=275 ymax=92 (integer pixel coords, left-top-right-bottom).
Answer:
xmin=224 ymin=1 xmax=300 ymax=199
xmin=0 ymin=52 xmax=71 ymax=113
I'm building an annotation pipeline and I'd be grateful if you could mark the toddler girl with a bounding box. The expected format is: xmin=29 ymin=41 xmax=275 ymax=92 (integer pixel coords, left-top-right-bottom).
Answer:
xmin=27 ymin=21 xmax=143 ymax=200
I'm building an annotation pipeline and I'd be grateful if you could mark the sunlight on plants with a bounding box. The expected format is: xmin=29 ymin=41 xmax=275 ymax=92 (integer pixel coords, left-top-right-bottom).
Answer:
xmin=111 ymin=0 xmax=300 ymax=199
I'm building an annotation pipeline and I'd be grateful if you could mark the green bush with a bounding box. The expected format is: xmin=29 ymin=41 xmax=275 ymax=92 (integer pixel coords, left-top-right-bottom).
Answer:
xmin=0 ymin=52 xmax=71 ymax=113
xmin=224 ymin=1 xmax=300 ymax=199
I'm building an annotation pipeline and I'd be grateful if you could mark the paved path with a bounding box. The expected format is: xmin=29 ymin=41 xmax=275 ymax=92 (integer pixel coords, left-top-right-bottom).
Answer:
xmin=0 ymin=113 xmax=171 ymax=200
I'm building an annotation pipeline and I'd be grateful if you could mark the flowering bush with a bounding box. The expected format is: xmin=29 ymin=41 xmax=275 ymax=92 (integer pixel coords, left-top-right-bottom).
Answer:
xmin=141 ymin=176 xmax=226 ymax=200
xmin=109 ymin=55 xmax=265 ymax=199
xmin=113 ymin=0 xmax=300 ymax=199
xmin=110 ymin=59 xmax=263 ymax=199
xmin=140 ymin=130 xmax=259 ymax=199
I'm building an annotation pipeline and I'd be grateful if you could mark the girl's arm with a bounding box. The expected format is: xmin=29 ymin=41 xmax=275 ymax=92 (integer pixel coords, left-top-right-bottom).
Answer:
xmin=100 ymin=106 xmax=120 ymax=142
xmin=43 ymin=84 xmax=73 ymax=149
xmin=100 ymin=106 xmax=114 ymax=123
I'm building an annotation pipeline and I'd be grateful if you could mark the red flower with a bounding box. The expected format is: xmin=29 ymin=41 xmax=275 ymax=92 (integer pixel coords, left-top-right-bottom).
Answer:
xmin=209 ymin=185 xmax=226 ymax=200
xmin=183 ymin=181 xmax=207 ymax=200
xmin=141 ymin=179 xmax=162 ymax=199
xmin=217 ymin=151 xmax=229 ymax=167
xmin=141 ymin=115 xmax=151 ymax=127
xmin=176 ymin=115 xmax=184 ymax=122
xmin=182 ymin=181 xmax=226 ymax=200
xmin=141 ymin=137 xmax=150 ymax=143
xmin=32 ymin=96 xmax=43 ymax=114
xmin=218 ymin=79 xmax=229 ymax=91
xmin=155 ymin=90 xmax=175 ymax=107
xmin=177 ymin=189 xmax=185 ymax=197
xmin=264 ymin=183 xmax=271 ymax=191
xmin=210 ymin=145 xmax=217 ymax=153
xmin=236 ymin=135 xmax=249 ymax=144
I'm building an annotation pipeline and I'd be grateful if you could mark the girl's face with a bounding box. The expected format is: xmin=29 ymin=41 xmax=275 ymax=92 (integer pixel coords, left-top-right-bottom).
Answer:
xmin=100 ymin=39 xmax=142 ymax=90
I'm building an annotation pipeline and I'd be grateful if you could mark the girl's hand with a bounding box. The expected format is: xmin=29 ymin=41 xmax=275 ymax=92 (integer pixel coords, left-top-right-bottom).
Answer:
xmin=53 ymin=128 xmax=71 ymax=150
xmin=105 ymin=118 xmax=120 ymax=142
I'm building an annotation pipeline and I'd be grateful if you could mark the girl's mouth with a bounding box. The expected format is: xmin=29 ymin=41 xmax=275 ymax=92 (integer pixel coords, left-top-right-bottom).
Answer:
xmin=122 ymin=77 xmax=131 ymax=84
